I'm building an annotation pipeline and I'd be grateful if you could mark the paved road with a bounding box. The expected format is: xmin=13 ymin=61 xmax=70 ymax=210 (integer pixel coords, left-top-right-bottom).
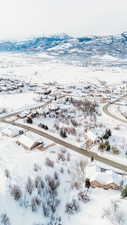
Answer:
xmin=103 ymin=94 xmax=127 ymax=124
xmin=1 ymin=119 xmax=127 ymax=173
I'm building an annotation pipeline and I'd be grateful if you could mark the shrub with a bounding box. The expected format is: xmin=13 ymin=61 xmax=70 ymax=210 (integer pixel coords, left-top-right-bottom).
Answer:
xmin=80 ymin=160 xmax=87 ymax=174
xmin=112 ymin=147 xmax=120 ymax=155
xmin=33 ymin=163 xmax=41 ymax=172
xmin=26 ymin=117 xmax=33 ymax=124
xmin=31 ymin=197 xmax=41 ymax=212
xmin=65 ymin=199 xmax=80 ymax=215
xmin=103 ymin=200 xmax=125 ymax=225
xmin=10 ymin=185 xmax=22 ymax=201
xmin=105 ymin=141 xmax=110 ymax=151
xmin=67 ymin=153 xmax=71 ymax=161
xmin=45 ymin=158 xmax=54 ymax=168
xmin=60 ymin=129 xmax=67 ymax=138
xmin=85 ymin=178 xmax=91 ymax=189
xmin=60 ymin=167 xmax=64 ymax=174
xmin=99 ymin=141 xmax=110 ymax=151
xmin=68 ymin=169 xmax=71 ymax=174
xmin=0 ymin=214 xmax=11 ymax=225
xmin=40 ymin=180 xmax=45 ymax=189
xmin=103 ymin=129 xmax=112 ymax=139
xmin=45 ymin=175 xmax=60 ymax=191
xmin=35 ymin=176 xmax=45 ymax=195
xmin=5 ymin=169 xmax=10 ymax=179
xmin=47 ymin=216 xmax=62 ymax=225
xmin=42 ymin=204 xmax=50 ymax=217
xmin=121 ymin=186 xmax=127 ymax=198
xmin=71 ymin=160 xmax=87 ymax=190
xmin=57 ymin=153 xmax=66 ymax=161
xmin=39 ymin=124 xmax=48 ymax=130
xmin=35 ymin=176 xmax=42 ymax=188
xmin=71 ymin=119 xmax=78 ymax=127
xmin=54 ymin=171 xmax=59 ymax=180
xmin=26 ymin=177 xmax=34 ymax=195
xmin=78 ymin=192 xmax=90 ymax=203
xmin=99 ymin=142 xmax=106 ymax=150
xmin=72 ymin=181 xmax=81 ymax=190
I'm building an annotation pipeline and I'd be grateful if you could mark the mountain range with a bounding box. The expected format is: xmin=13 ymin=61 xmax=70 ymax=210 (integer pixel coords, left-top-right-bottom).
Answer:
xmin=1 ymin=32 xmax=127 ymax=67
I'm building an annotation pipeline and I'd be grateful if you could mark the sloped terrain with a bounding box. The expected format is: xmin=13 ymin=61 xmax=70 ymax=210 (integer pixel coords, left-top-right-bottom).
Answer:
xmin=1 ymin=33 xmax=127 ymax=68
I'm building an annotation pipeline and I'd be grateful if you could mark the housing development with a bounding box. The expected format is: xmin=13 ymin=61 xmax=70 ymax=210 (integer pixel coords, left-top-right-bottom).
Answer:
xmin=0 ymin=25 xmax=127 ymax=225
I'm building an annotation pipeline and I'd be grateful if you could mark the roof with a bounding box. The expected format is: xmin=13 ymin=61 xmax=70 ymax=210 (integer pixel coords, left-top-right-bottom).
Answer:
xmin=1 ymin=126 xmax=22 ymax=137
xmin=86 ymin=165 xmax=123 ymax=186
xmin=17 ymin=135 xmax=40 ymax=149
xmin=87 ymin=127 xmax=105 ymax=141
xmin=87 ymin=130 xmax=97 ymax=141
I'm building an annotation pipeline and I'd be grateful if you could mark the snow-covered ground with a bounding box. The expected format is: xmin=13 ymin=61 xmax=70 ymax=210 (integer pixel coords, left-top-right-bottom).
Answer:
xmin=0 ymin=130 xmax=126 ymax=225
xmin=0 ymin=52 xmax=127 ymax=225
xmin=0 ymin=92 xmax=36 ymax=112
xmin=0 ymin=52 xmax=127 ymax=85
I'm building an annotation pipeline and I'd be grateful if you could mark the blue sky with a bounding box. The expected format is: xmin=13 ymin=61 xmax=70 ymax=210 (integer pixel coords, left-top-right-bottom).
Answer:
xmin=0 ymin=0 xmax=127 ymax=39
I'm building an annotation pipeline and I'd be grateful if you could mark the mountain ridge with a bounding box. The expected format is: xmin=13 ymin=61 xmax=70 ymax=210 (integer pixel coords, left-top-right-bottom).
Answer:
xmin=0 ymin=33 xmax=127 ymax=67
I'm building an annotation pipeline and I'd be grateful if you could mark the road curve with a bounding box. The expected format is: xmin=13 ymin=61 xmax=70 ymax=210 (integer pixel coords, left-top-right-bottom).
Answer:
xmin=1 ymin=119 xmax=127 ymax=173
xmin=103 ymin=94 xmax=127 ymax=124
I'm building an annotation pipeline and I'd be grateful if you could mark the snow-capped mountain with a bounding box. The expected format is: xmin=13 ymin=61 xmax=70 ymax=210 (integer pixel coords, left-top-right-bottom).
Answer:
xmin=0 ymin=32 xmax=127 ymax=68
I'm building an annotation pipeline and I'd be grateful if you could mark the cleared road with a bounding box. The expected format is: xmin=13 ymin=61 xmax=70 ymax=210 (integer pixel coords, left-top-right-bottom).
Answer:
xmin=1 ymin=119 xmax=127 ymax=173
xmin=103 ymin=94 xmax=127 ymax=124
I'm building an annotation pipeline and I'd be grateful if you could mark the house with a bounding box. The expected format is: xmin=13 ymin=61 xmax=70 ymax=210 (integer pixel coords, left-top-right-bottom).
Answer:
xmin=1 ymin=126 xmax=23 ymax=137
xmin=86 ymin=165 xmax=122 ymax=190
xmin=86 ymin=130 xmax=97 ymax=142
xmin=16 ymin=134 xmax=43 ymax=150
xmin=86 ymin=127 xmax=105 ymax=143
xmin=17 ymin=110 xmax=31 ymax=119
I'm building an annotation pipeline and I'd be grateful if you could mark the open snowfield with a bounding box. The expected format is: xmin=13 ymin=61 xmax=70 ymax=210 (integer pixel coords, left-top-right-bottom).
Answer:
xmin=0 ymin=92 xmax=36 ymax=112
xmin=0 ymin=52 xmax=127 ymax=85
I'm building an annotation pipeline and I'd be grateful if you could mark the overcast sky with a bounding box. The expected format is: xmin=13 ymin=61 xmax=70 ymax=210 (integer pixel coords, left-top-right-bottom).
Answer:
xmin=0 ymin=0 xmax=127 ymax=39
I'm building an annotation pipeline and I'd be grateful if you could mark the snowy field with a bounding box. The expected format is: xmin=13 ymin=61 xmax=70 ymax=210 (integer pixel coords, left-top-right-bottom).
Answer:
xmin=0 ymin=52 xmax=127 ymax=85
xmin=0 ymin=92 xmax=36 ymax=112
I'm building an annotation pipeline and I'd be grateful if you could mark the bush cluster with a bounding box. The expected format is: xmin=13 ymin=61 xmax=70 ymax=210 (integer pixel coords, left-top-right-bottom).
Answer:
xmin=65 ymin=199 xmax=80 ymax=215
xmin=10 ymin=185 xmax=22 ymax=201
xmin=0 ymin=214 xmax=11 ymax=225
xmin=45 ymin=158 xmax=54 ymax=168
xmin=121 ymin=186 xmax=127 ymax=198
xmin=99 ymin=141 xmax=110 ymax=151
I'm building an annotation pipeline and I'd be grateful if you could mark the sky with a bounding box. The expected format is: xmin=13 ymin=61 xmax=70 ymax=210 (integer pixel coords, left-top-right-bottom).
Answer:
xmin=0 ymin=0 xmax=127 ymax=39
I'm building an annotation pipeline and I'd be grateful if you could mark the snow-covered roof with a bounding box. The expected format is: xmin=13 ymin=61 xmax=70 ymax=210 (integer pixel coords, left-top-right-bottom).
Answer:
xmin=17 ymin=135 xmax=40 ymax=149
xmin=86 ymin=165 xmax=123 ymax=185
xmin=87 ymin=130 xmax=97 ymax=141
xmin=1 ymin=126 xmax=22 ymax=137
xmin=87 ymin=127 xmax=105 ymax=141
xmin=49 ymin=103 xmax=58 ymax=110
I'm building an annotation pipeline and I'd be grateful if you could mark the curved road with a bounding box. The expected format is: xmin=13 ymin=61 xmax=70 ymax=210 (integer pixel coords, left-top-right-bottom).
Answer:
xmin=103 ymin=94 xmax=127 ymax=124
